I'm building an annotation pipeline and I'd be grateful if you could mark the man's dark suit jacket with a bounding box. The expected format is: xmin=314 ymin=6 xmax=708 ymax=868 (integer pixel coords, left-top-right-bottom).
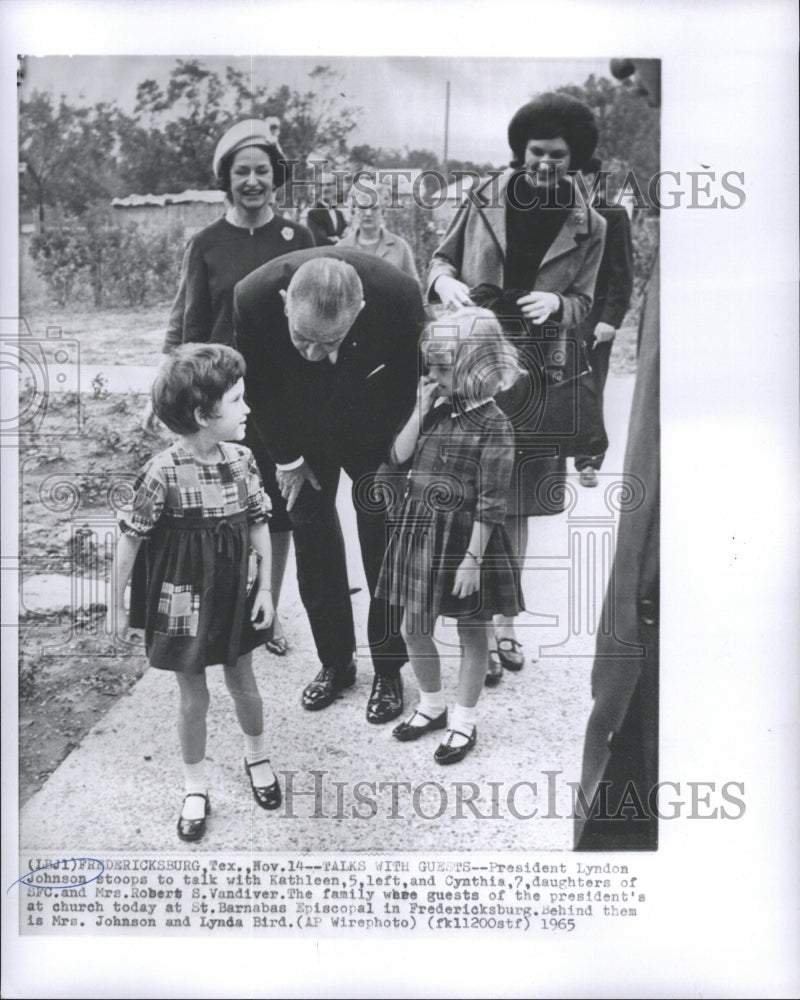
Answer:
xmin=306 ymin=204 xmax=347 ymax=246
xmin=233 ymin=247 xmax=425 ymax=476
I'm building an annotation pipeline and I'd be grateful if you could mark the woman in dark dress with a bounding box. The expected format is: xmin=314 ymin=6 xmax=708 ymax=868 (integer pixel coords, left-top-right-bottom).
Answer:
xmin=427 ymin=94 xmax=606 ymax=683
xmin=154 ymin=118 xmax=314 ymax=655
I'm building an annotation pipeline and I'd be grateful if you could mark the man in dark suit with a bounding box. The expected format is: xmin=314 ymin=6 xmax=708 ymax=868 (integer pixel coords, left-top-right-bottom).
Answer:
xmin=306 ymin=174 xmax=347 ymax=246
xmin=574 ymin=156 xmax=634 ymax=488
xmin=575 ymin=59 xmax=660 ymax=851
xmin=233 ymin=248 xmax=425 ymax=722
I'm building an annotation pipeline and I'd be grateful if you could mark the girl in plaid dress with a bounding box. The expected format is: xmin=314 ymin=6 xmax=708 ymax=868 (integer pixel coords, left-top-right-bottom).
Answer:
xmin=111 ymin=345 xmax=280 ymax=842
xmin=377 ymin=308 xmax=524 ymax=764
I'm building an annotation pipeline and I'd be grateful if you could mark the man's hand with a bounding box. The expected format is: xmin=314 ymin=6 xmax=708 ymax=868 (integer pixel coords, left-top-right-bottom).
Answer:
xmin=276 ymin=460 xmax=322 ymax=511
xmin=593 ymin=321 xmax=617 ymax=344
xmin=516 ymin=291 xmax=560 ymax=324
xmin=434 ymin=275 xmax=474 ymax=310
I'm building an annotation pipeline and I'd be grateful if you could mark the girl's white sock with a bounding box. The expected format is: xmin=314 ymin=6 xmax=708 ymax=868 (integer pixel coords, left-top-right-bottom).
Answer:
xmin=450 ymin=703 xmax=477 ymax=736
xmin=183 ymin=758 xmax=207 ymax=795
xmin=244 ymin=732 xmax=275 ymax=786
xmin=419 ymin=688 xmax=446 ymax=719
xmin=181 ymin=759 xmax=207 ymax=820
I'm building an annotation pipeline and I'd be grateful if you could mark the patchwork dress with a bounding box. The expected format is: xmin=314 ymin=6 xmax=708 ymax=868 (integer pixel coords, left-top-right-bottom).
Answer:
xmin=120 ymin=442 xmax=271 ymax=673
xmin=376 ymin=398 xmax=523 ymax=632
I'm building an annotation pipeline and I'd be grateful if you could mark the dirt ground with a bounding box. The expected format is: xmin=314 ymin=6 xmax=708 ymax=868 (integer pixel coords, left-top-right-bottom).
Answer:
xmin=18 ymin=382 xmax=171 ymax=802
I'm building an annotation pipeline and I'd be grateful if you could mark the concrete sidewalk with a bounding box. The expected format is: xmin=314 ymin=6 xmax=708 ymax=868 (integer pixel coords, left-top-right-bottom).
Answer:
xmin=20 ymin=375 xmax=636 ymax=854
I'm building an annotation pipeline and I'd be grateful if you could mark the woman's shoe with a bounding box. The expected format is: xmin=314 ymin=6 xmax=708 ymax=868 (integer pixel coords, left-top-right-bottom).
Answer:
xmin=496 ymin=637 xmax=525 ymax=672
xmin=244 ymin=759 xmax=282 ymax=810
xmin=177 ymin=792 xmax=210 ymax=842
xmin=393 ymin=708 xmax=447 ymax=742
xmin=434 ymin=726 xmax=477 ymax=765
xmin=485 ymin=651 xmax=504 ymax=686
xmin=265 ymin=635 xmax=289 ymax=656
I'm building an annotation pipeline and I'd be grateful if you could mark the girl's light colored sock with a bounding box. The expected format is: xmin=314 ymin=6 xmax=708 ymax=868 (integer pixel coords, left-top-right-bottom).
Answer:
xmin=244 ymin=732 xmax=276 ymax=786
xmin=181 ymin=759 xmax=207 ymax=820
xmin=418 ymin=688 xmax=446 ymax=720
xmin=449 ymin=703 xmax=478 ymax=747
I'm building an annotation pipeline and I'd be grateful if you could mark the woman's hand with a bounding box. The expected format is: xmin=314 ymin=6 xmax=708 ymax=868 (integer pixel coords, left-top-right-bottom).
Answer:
xmin=516 ymin=291 xmax=560 ymax=324
xmin=452 ymin=557 xmax=480 ymax=598
xmin=434 ymin=275 xmax=474 ymax=310
xmin=593 ymin=321 xmax=616 ymax=344
xmin=251 ymin=589 xmax=275 ymax=630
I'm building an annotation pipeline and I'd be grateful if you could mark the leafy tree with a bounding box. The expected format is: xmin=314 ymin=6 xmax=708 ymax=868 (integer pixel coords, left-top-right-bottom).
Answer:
xmin=555 ymin=74 xmax=659 ymax=195
xmin=19 ymin=91 xmax=120 ymax=225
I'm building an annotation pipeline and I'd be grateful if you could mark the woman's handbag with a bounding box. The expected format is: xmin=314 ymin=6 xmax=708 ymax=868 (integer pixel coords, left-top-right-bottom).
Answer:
xmin=469 ymin=284 xmax=608 ymax=458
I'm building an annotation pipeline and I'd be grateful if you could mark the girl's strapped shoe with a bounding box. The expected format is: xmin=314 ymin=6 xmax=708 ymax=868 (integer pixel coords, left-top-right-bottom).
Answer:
xmin=434 ymin=726 xmax=477 ymax=765
xmin=244 ymin=759 xmax=282 ymax=810
xmin=393 ymin=708 xmax=448 ymax=742
xmin=177 ymin=792 xmax=210 ymax=842
xmin=496 ymin=638 xmax=525 ymax=671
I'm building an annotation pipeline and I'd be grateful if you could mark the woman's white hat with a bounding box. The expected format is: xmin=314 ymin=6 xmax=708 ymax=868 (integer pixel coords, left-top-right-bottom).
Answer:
xmin=212 ymin=118 xmax=287 ymax=187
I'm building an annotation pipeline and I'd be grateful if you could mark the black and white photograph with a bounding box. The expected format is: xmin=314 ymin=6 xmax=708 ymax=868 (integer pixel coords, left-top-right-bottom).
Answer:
xmin=1 ymin=1 xmax=798 ymax=998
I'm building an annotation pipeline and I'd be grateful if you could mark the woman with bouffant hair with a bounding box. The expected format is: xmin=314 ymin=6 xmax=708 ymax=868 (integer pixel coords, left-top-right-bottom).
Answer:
xmin=427 ymin=92 xmax=606 ymax=683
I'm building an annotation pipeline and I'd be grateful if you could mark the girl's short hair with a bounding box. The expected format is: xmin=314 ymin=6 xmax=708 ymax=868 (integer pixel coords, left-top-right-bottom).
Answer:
xmin=422 ymin=307 xmax=521 ymax=404
xmin=152 ymin=344 xmax=246 ymax=436
xmin=507 ymin=93 xmax=598 ymax=171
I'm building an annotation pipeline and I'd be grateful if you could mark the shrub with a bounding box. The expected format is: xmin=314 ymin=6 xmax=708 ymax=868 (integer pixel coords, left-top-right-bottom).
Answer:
xmin=27 ymin=209 xmax=186 ymax=309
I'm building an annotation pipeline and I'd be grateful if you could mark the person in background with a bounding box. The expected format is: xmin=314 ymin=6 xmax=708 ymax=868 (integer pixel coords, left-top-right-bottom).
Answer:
xmin=153 ymin=118 xmax=314 ymax=658
xmin=573 ymin=156 xmax=634 ymax=487
xmin=306 ymin=172 xmax=347 ymax=246
xmin=428 ymin=93 xmax=606 ymax=685
xmin=338 ymin=177 xmax=420 ymax=283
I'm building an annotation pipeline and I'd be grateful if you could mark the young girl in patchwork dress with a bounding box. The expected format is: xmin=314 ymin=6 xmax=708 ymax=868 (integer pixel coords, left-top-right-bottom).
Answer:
xmin=111 ymin=344 xmax=279 ymax=842
xmin=376 ymin=308 xmax=524 ymax=763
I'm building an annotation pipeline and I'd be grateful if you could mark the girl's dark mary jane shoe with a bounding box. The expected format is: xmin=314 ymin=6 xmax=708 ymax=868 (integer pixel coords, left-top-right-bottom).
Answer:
xmin=244 ymin=759 xmax=282 ymax=810
xmin=177 ymin=792 xmax=210 ymax=842
xmin=434 ymin=726 xmax=477 ymax=765
xmin=496 ymin=638 xmax=525 ymax=672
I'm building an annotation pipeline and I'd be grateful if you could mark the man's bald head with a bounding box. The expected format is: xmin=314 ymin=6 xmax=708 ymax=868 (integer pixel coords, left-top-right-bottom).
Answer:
xmin=282 ymin=258 xmax=365 ymax=362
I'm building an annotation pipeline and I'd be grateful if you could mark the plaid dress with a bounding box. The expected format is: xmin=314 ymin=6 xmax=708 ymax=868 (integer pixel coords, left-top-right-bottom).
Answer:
xmin=376 ymin=398 xmax=523 ymax=632
xmin=120 ymin=442 xmax=271 ymax=673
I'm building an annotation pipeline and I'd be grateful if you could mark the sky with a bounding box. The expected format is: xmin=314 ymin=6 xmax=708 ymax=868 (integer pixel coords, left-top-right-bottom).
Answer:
xmin=19 ymin=54 xmax=613 ymax=166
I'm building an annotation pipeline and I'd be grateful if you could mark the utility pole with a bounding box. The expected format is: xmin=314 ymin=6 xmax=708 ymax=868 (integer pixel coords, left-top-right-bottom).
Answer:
xmin=443 ymin=80 xmax=450 ymax=173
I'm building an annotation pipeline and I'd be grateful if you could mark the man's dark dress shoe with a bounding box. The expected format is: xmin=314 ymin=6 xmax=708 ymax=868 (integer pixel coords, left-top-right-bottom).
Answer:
xmin=434 ymin=726 xmax=477 ymax=765
xmin=301 ymin=660 xmax=356 ymax=711
xmin=244 ymin=759 xmax=282 ymax=810
xmin=366 ymin=673 xmax=403 ymax=724
xmin=177 ymin=792 xmax=210 ymax=842
xmin=392 ymin=707 xmax=447 ymax=741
